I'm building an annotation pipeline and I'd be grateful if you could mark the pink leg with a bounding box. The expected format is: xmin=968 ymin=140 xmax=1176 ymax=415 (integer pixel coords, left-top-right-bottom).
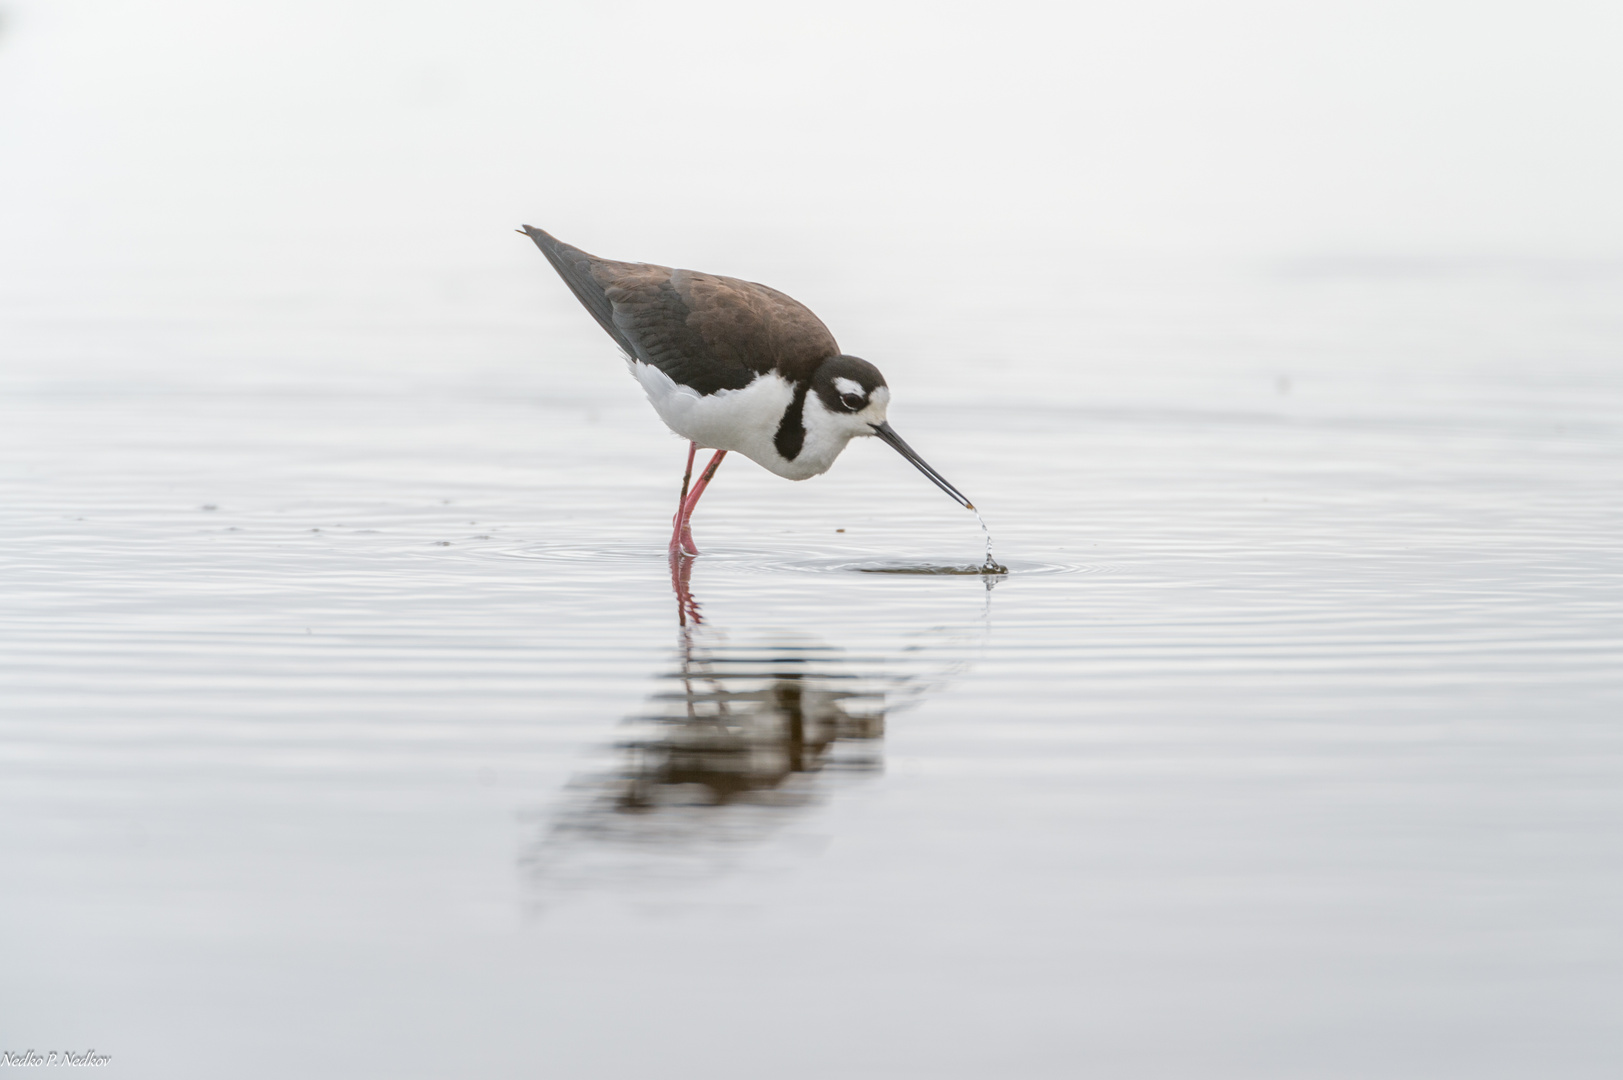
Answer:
xmin=670 ymin=449 xmax=727 ymax=556
xmin=677 ymin=442 xmax=697 ymax=509
xmin=669 ymin=443 xmax=698 ymax=557
xmin=670 ymin=443 xmax=698 ymax=556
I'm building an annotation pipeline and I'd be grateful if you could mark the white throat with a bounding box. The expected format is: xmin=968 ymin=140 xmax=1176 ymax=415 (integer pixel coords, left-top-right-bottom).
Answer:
xmin=790 ymin=394 xmax=862 ymax=479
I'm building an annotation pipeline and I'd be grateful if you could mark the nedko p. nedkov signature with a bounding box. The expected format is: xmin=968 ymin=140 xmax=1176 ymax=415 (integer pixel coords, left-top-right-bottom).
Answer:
xmin=1 ymin=1049 xmax=112 ymax=1067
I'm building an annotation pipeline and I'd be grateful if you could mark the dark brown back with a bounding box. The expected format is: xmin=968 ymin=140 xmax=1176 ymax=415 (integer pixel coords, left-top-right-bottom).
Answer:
xmin=523 ymin=227 xmax=839 ymax=395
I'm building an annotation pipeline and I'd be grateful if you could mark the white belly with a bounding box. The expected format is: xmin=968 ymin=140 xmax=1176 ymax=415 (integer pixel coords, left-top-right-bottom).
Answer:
xmin=629 ymin=361 xmax=852 ymax=481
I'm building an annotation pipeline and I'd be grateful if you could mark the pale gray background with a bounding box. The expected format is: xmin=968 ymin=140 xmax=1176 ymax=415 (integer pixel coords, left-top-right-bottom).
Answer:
xmin=3 ymin=3 xmax=1621 ymax=1078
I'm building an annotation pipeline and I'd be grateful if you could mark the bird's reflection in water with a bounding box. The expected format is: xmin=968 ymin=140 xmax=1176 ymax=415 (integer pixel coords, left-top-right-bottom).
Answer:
xmin=613 ymin=634 xmax=885 ymax=813
xmin=521 ymin=555 xmax=908 ymax=898
xmin=627 ymin=553 xmax=887 ymax=814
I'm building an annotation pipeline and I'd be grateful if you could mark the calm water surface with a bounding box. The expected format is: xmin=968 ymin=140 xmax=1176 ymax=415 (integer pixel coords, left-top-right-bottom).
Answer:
xmin=3 ymin=259 xmax=1622 ymax=1078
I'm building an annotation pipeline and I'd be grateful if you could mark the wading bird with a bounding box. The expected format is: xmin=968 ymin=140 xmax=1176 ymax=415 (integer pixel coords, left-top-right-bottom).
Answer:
xmin=522 ymin=226 xmax=973 ymax=557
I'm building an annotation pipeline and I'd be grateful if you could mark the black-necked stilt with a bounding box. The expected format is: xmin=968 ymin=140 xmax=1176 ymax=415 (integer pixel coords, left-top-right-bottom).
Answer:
xmin=521 ymin=226 xmax=974 ymax=556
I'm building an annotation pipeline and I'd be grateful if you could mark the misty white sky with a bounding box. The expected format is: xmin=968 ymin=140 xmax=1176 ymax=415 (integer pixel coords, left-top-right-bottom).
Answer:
xmin=2 ymin=0 xmax=1620 ymax=282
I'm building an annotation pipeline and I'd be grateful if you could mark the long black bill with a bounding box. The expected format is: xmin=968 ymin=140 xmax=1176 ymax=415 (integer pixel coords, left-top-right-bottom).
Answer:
xmin=870 ymin=421 xmax=975 ymax=510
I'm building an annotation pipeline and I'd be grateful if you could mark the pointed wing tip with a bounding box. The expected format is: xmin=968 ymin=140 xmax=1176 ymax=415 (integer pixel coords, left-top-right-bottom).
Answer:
xmin=519 ymin=225 xmax=575 ymax=259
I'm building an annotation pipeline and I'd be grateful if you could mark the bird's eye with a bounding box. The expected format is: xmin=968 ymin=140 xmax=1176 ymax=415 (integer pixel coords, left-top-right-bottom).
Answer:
xmin=840 ymin=393 xmax=864 ymax=411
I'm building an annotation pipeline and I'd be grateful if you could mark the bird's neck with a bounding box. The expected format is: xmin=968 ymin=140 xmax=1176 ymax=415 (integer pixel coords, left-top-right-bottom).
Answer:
xmin=790 ymin=394 xmax=859 ymax=479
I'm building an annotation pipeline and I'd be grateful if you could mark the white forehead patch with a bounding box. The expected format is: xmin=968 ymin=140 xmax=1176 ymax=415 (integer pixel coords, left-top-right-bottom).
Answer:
xmin=833 ymin=377 xmax=865 ymax=397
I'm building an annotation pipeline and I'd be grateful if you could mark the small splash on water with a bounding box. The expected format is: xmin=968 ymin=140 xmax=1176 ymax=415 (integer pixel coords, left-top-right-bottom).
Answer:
xmin=970 ymin=508 xmax=1005 ymax=574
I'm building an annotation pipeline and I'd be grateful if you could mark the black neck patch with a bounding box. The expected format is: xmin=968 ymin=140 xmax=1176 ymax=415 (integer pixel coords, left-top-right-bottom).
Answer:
xmin=773 ymin=383 xmax=810 ymax=461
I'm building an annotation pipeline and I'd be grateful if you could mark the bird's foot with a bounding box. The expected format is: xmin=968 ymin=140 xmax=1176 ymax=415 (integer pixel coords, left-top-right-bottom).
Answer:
xmin=667 ymin=524 xmax=696 ymax=557
xmin=669 ymin=512 xmax=700 ymax=557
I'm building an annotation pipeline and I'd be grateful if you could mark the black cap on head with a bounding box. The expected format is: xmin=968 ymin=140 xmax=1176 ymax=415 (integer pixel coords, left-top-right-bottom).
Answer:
xmin=813 ymin=355 xmax=887 ymax=414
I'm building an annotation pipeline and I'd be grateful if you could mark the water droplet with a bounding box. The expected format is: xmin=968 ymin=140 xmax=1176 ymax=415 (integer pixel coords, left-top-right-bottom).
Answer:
xmin=971 ymin=508 xmax=1001 ymax=572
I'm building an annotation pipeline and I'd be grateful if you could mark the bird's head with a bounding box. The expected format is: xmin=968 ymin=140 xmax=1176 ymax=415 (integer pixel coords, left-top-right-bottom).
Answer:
xmin=811 ymin=355 xmax=891 ymax=433
xmin=809 ymin=355 xmax=974 ymax=510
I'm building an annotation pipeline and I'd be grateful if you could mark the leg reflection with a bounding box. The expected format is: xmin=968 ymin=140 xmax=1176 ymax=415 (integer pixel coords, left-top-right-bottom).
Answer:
xmin=670 ymin=550 xmax=702 ymax=627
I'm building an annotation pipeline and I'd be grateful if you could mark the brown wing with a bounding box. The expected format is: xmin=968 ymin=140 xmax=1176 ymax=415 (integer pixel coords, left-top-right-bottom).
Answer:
xmin=523 ymin=226 xmax=839 ymax=395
